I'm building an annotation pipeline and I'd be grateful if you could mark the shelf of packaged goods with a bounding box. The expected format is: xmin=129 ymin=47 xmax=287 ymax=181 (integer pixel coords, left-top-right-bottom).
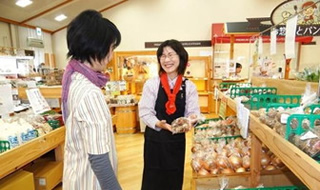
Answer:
xmin=0 ymin=127 xmax=65 ymax=179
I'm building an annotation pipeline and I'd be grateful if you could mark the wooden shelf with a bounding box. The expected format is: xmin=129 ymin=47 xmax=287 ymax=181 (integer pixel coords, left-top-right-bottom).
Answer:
xmin=0 ymin=127 xmax=65 ymax=179
xmin=18 ymin=86 xmax=62 ymax=99
xmin=251 ymin=77 xmax=319 ymax=95
xmin=216 ymin=78 xmax=320 ymax=189
xmin=250 ymin=115 xmax=320 ymax=189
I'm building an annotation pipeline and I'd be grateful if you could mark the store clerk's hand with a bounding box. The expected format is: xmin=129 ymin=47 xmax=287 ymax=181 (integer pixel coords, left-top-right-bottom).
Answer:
xmin=188 ymin=114 xmax=199 ymax=125
xmin=156 ymin=120 xmax=172 ymax=132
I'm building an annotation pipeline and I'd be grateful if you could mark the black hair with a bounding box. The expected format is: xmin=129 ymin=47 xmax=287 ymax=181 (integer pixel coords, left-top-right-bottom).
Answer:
xmin=236 ymin=62 xmax=242 ymax=68
xmin=156 ymin=39 xmax=188 ymax=76
xmin=66 ymin=9 xmax=121 ymax=65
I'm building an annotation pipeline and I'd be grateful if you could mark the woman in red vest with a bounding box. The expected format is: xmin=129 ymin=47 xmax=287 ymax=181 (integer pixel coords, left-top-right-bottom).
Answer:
xmin=139 ymin=39 xmax=200 ymax=190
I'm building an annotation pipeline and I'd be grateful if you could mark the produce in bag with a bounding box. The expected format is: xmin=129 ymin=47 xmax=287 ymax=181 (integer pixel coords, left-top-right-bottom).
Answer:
xmin=171 ymin=117 xmax=192 ymax=134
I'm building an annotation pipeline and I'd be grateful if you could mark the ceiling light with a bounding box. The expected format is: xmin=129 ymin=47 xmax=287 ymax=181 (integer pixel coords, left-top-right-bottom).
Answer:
xmin=55 ymin=14 xmax=67 ymax=22
xmin=16 ymin=0 xmax=33 ymax=7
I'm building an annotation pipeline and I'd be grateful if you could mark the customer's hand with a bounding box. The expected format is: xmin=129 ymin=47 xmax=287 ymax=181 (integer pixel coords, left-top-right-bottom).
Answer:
xmin=156 ymin=120 xmax=173 ymax=132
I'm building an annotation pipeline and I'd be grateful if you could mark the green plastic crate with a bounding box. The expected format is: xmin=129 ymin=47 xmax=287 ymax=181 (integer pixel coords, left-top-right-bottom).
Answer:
xmin=219 ymin=82 xmax=237 ymax=91
xmin=285 ymin=114 xmax=320 ymax=140
xmin=195 ymin=118 xmax=221 ymax=128
xmin=0 ymin=141 xmax=10 ymax=153
xmin=219 ymin=82 xmax=251 ymax=91
xmin=266 ymin=103 xmax=300 ymax=112
xmin=230 ymin=87 xmax=277 ymax=99
xmin=304 ymin=104 xmax=320 ymax=114
xmin=248 ymin=95 xmax=301 ymax=110
xmin=194 ymin=118 xmax=241 ymax=141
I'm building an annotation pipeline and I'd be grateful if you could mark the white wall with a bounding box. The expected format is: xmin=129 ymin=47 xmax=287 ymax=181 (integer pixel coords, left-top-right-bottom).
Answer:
xmin=0 ymin=22 xmax=12 ymax=47
xmin=0 ymin=22 xmax=54 ymax=68
xmin=17 ymin=26 xmax=53 ymax=68
xmin=53 ymin=0 xmax=286 ymax=69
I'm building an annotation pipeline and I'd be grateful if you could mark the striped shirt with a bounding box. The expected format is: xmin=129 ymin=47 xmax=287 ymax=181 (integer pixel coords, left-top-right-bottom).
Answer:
xmin=63 ymin=72 xmax=118 ymax=190
xmin=138 ymin=76 xmax=201 ymax=131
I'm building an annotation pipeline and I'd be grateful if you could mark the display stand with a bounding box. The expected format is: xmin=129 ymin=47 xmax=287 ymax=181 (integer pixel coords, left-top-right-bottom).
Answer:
xmin=0 ymin=127 xmax=65 ymax=179
xmin=18 ymin=86 xmax=62 ymax=99
xmin=213 ymin=78 xmax=320 ymax=189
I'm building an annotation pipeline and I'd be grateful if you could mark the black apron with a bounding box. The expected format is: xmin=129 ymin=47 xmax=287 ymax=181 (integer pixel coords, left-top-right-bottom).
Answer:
xmin=141 ymin=79 xmax=187 ymax=190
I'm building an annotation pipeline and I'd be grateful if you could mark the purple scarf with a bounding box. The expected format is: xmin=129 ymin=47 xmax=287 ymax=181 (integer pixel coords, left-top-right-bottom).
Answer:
xmin=61 ymin=59 xmax=109 ymax=120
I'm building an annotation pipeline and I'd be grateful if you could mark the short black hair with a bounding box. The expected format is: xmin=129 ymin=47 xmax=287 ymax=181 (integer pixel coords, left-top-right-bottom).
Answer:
xmin=66 ymin=10 xmax=121 ymax=65
xmin=236 ymin=62 xmax=242 ymax=68
xmin=156 ymin=39 xmax=188 ymax=76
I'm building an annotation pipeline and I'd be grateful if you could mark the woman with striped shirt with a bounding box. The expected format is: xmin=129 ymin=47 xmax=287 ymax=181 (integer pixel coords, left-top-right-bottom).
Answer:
xmin=139 ymin=39 xmax=201 ymax=190
xmin=61 ymin=10 xmax=122 ymax=190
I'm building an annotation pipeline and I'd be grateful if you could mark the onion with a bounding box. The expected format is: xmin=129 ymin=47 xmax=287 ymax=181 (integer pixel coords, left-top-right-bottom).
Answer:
xmin=216 ymin=156 xmax=229 ymax=169
xmin=202 ymin=160 xmax=211 ymax=171
xmin=210 ymin=168 xmax=219 ymax=175
xmin=261 ymin=153 xmax=271 ymax=167
xmin=198 ymin=168 xmax=209 ymax=176
xmin=191 ymin=146 xmax=197 ymax=153
xmin=221 ymin=168 xmax=234 ymax=174
xmin=242 ymin=155 xmax=250 ymax=169
xmin=265 ymin=165 xmax=276 ymax=171
xmin=221 ymin=148 xmax=229 ymax=157
xmin=236 ymin=167 xmax=246 ymax=173
xmin=228 ymin=154 xmax=242 ymax=169
xmin=191 ymin=159 xmax=200 ymax=172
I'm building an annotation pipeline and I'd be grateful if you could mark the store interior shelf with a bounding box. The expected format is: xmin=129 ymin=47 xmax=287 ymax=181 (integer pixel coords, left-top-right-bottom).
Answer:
xmin=18 ymin=86 xmax=62 ymax=99
xmin=216 ymin=78 xmax=320 ymax=189
xmin=0 ymin=127 xmax=65 ymax=179
xmin=251 ymin=76 xmax=319 ymax=95
xmin=250 ymin=115 xmax=320 ymax=189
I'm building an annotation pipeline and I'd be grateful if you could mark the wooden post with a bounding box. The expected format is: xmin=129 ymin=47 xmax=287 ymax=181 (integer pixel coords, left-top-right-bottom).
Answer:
xmin=284 ymin=58 xmax=291 ymax=79
xmin=229 ymin=35 xmax=235 ymax=60
xmin=250 ymin=134 xmax=262 ymax=187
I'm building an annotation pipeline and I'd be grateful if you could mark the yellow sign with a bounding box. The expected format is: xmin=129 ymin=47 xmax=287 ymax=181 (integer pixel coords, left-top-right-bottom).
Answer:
xmin=219 ymin=96 xmax=227 ymax=119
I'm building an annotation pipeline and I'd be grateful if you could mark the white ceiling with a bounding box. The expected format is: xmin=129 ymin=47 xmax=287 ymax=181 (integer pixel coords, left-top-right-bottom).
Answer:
xmin=0 ymin=0 xmax=128 ymax=33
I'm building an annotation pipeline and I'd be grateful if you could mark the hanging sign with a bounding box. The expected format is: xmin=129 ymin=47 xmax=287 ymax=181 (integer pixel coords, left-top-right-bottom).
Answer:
xmin=145 ymin=40 xmax=211 ymax=48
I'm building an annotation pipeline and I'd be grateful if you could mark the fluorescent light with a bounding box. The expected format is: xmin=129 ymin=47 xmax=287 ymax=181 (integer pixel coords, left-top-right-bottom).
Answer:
xmin=16 ymin=0 xmax=33 ymax=7
xmin=55 ymin=14 xmax=67 ymax=22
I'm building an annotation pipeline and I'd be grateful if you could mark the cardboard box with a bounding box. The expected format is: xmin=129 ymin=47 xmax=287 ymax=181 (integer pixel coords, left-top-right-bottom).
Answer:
xmin=0 ymin=170 xmax=35 ymax=190
xmin=25 ymin=161 xmax=63 ymax=190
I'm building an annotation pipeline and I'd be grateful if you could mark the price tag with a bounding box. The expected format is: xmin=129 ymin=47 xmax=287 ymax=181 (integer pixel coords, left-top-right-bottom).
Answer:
xmin=219 ymin=96 xmax=227 ymax=119
xmin=26 ymin=88 xmax=51 ymax=114
xmin=235 ymin=98 xmax=250 ymax=138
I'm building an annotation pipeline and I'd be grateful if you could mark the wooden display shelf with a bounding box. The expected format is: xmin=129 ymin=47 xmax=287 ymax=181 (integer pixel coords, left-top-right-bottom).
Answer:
xmin=216 ymin=90 xmax=236 ymax=116
xmin=18 ymin=86 xmax=62 ymax=99
xmin=250 ymin=115 xmax=320 ymax=189
xmin=216 ymin=78 xmax=320 ymax=189
xmin=251 ymin=76 xmax=319 ymax=95
xmin=0 ymin=127 xmax=65 ymax=179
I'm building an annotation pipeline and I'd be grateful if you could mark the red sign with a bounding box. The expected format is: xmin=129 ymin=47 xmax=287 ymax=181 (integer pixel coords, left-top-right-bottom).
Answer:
xmin=211 ymin=23 xmax=313 ymax=44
